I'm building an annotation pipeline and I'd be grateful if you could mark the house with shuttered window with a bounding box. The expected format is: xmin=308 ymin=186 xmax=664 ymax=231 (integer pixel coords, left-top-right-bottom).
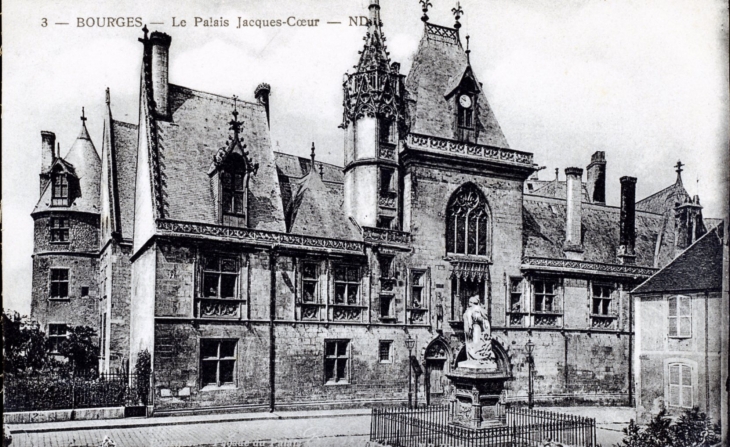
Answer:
xmin=632 ymin=224 xmax=724 ymax=423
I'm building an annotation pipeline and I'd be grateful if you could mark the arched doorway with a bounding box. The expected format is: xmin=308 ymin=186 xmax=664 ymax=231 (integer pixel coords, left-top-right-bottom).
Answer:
xmin=424 ymin=338 xmax=451 ymax=405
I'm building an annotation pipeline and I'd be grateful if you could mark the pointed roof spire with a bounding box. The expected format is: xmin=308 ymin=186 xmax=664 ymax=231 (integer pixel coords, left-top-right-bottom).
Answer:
xmin=310 ymin=142 xmax=316 ymax=173
xmin=356 ymin=0 xmax=390 ymax=72
xmin=465 ymin=35 xmax=471 ymax=63
xmin=420 ymin=0 xmax=432 ymax=23
xmin=77 ymin=107 xmax=91 ymax=140
xmin=105 ymin=87 xmax=111 ymax=105
xmin=452 ymin=1 xmax=464 ymax=29
xmin=229 ymin=95 xmax=243 ymax=137
xmin=675 ymin=160 xmax=684 ymax=186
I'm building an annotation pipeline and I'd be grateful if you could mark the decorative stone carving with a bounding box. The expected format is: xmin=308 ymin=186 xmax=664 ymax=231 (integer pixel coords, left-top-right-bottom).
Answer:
xmin=361 ymin=226 xmax=411 ymax=245
xmin=522 ymin=256 xmax=656 ymax=277
xmin=332 ymin=305 xmax=363 ymax=321
xmin=406 ymin=133 xmax=533 ymax=166
xmin=198 ymin=299 xmax=240 ymax=318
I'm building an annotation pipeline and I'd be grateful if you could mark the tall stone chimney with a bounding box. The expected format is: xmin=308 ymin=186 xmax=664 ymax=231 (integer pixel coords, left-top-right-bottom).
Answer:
xmin=618 ymin=176 xmax=637 ymax=264
xmin=40 ymin=131 xmax=56 ymax=194
xmin=564 ymin=167 xmax=584 ymax=257
xmin=586 ymin=151 xmax=606 ymax=204
xmin=149 ymin=31 xmax=171 ymax=117
xmin=255 ymin=83 xmax=271 ymax=128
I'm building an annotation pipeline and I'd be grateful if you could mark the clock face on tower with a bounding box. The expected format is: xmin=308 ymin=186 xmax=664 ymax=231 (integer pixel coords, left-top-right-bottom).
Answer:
xmin=459 ymin=94 xmax=472 ymax=109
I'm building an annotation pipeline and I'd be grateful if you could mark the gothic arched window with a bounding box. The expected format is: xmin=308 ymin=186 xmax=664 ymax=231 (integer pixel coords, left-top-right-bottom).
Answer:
xmin=446 ymin=184 xmax=491 ymax=256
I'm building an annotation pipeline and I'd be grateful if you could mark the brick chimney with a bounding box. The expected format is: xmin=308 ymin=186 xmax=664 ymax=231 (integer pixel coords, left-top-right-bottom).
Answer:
xmin=586 ymin=151 xmax=606 ymax=204
xmin=564 ymin=167 xmax=584 ymax=257
xmin=255 ymin=83 xmax=271 ymax=128
xmin=40 ymin=131 xmax=56 ymax=194
xmin=618 ymin=176 xmax=637 ymax=264
xmin=150 ymin=31 xmax=171 ymax=117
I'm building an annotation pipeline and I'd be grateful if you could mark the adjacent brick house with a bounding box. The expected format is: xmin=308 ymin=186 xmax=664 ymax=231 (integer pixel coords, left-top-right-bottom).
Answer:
xmin=632 ymin=224 xmax=724 ymax=423
xmin=31 ymin=1 xmax=717 ymax=413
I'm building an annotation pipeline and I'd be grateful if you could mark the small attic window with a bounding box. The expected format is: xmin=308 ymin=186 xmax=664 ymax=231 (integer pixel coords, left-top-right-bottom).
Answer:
xmin=51 ymin=174 xmax=69 ymax=207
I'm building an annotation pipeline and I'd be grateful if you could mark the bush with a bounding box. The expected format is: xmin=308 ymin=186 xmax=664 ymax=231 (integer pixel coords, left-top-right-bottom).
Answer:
xmin=616 ymin=407 xmax=720 ymax=447
xmin=134 ymin=349 xmax=152 ymax=406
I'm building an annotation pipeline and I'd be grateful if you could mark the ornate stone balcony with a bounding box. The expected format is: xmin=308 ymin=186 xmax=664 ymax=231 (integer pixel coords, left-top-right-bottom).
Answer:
xmin=362 ymin=226 xmax=411 ymax=246
xmin=406 ymin=133 xmax=534 ymax=166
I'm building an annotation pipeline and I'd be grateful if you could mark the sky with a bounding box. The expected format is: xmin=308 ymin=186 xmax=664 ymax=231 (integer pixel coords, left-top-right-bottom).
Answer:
xmin=3 ymin=0 xmax=729 ymax=315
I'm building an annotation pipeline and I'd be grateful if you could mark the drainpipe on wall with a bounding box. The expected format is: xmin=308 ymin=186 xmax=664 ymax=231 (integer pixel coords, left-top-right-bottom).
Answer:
xmin=269 ymin=248 xmax=278 ymax=413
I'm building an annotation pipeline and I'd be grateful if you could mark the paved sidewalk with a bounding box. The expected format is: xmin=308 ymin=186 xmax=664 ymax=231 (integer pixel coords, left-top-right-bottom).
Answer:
xmin=6 ymin=406 xmax=635 ymax=447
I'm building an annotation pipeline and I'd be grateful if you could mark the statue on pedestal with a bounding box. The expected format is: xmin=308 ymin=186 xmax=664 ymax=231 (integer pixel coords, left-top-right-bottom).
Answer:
xmin=460 ymin=295 xmax=495 ymax=370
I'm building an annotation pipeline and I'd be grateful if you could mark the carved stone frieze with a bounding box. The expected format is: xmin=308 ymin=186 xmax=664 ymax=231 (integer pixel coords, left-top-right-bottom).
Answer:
xmin=362 ymin=226 xmax=411 ymax=245
xmin=406 ymin=133 xmax=534 ymax=167
xmin=522 ymin=256 xmax=656 ymax=277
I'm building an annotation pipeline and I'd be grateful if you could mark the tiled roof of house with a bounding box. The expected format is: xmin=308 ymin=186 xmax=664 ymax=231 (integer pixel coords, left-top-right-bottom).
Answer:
xmin=632 ymin=224 xmax=724 ymax=294
xmin=112 ymin=120 xmax=138 ymax=239
xmin=284 ymin=157 xmax=360 ymax=240
xmin=33 ymin=121 xmax=101 ymax=215
xmin=522 ymin=196 xmax=676 ymax=268
xmin=274 ymin=152 xmax=344 ymax=184
xmin=405 ymin=23 xmax=509 ymax=148
xmin=154 ymin=84 xmax=285 ymax=232
xmin=526 ymin=179 xmax=591 ymax=202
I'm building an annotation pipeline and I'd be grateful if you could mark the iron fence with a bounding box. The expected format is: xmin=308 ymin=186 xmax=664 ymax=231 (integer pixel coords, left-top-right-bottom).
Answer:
xmin=4 ymin=372 xmax=151 ymax=412
xmin=370 ymin=405 xmax=596 ymax=447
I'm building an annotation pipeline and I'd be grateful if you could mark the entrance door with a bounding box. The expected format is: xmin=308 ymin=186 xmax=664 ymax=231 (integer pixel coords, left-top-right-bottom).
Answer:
xmin=424 ymin=339 xmax=450 ymax=405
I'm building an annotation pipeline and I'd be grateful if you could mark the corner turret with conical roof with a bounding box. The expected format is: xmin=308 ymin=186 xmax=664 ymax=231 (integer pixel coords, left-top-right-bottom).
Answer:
xmin=341 ymin=0 xmax=407 ymax=230
xmin=30 ymin=108 xmax=102 ymax=346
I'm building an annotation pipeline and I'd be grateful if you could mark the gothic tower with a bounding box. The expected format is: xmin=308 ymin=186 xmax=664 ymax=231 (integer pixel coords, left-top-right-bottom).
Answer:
xmin=341 ymin=0 xmax=407 ymax=230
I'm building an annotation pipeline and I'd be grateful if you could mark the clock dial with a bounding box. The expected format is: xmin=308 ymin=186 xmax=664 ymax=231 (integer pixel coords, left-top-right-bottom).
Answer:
xmin=459 ymin=94 xmax=472 ymax=109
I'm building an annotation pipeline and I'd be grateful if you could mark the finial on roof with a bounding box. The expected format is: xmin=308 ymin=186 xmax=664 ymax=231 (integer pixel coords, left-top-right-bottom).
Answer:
xmin=555 ymin=168 xmax=559 ymax=180
xmin=419 ymin=0 xmax=432 ymax=22
xmin=57 ymin=142 xmax=61 ymax=158
xmin=80 ymin=107 xmax=87 ymax=123
xmin=105 ymin=88 xmax=110 ymax=105
xmin=452 ymin=2 xmax=464 ymax=29
xmin=465 ymin=35 xmax=471 ymax=62
xmin=319 ymin=162 xmax=324 ymax=179
xmin=229 ymin=95 xmax=243 ymax=136
xmin=142 ymin=25 xmax=149 ymax=40
xmin=675 ymin=160 xmax=684 ymax=185
xmin=310 ymin=142 xmax=316 ymax=174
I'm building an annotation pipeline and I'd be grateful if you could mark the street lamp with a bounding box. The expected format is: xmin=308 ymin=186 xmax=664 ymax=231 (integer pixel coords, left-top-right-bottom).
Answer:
xmin=405 ymin=334 xmax=415 ymax=409
xmin=525 ymin=339 xmax=535 ymax=409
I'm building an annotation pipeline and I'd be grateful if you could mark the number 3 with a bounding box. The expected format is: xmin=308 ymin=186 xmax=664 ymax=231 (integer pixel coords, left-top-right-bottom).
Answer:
xmin=42 ymin=18 xmax=47 ymax=27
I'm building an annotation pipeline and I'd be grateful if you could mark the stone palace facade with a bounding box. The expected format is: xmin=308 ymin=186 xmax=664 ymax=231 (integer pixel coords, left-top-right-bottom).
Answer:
xmin=30 ymin=1 xmax=715 ymax=414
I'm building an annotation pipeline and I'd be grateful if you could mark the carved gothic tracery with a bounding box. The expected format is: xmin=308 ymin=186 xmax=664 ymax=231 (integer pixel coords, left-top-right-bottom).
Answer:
xmin=446 ymin=184 xmax=491 ymax=256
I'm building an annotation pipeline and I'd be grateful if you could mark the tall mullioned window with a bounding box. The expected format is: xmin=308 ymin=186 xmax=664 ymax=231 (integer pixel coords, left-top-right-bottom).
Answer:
xmin=50 ymin=268 xmax=69 ymax=299
xmin=324 ymin=339 xmax=350 ymax=384
xmin=50 ymin=216 xmax=70 ymax=242
xmin=202 ymin=255 xmax=238 ymax=299
xmin=446 ymin=184 xmax=491 ymax=256
xmin=533 ymin=280 xmax=557 ymax=313
xmin=591 ymin=285 xmax=613 ymax=316
xmin=333 ymin=266 xmax=361 ymax=305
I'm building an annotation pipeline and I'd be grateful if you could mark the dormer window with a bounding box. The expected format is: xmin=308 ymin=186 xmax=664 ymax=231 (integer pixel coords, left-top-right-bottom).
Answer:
xmin=52 ymin=174 xmax=69 ymax=206
xmin=221 ymin=166 xmax=247 ymax=225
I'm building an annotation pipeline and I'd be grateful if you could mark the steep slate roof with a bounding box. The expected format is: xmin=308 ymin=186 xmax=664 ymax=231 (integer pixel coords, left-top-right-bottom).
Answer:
xmin=112 ymin=121 xmax=138 ymax=238
xmin=284 ymin=156 xmax=360 ymax=240
xmin=156 ymin=84 xmax=285 ymax=232
xmin=33 ymin=121 xmax=101 ymax=215
xmin=405 ymin=23 xmax=509 ymax=148
xmin=274 ymin=152 xmax=344 ymax=184
xmin=522 ymin=196 xmax=676 ymax=268
xmin=636 ymin=176 xmax=691 ymax=215
xmin=526 ymin=180 xmax=591 ymax=202
xmin=632 ymin=224 xmax=724 ymax=294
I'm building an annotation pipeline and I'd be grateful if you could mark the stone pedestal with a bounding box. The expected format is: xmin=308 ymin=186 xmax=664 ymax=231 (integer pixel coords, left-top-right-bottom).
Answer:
xmin=446 ymin=364 xmax=509 ymax=429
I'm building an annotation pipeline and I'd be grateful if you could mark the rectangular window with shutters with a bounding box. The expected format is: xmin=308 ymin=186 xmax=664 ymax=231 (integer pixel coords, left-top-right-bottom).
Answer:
xmin=200 ymin=339 xmax=237 ymax=389
xmin=324 ymin=339 xmax=350 ymax=384
xmin=50 ymin=268 xmax=69 ymax=299
xmin=668 ymin=295 xmax=691 ymax=338
xmin=668 ymin=363 xmax=692 ymax=408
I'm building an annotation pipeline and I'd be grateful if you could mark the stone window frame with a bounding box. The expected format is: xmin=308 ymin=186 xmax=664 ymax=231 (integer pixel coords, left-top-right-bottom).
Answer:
xmin=445 ymin=183 xmax=492 ymax=258
xmin=50 ymin=216 xmax=70 ymax=243
xmin=663 ymin=358 xmax=697 ymax=410
xmin=528 ymin=276 xmax=563 ymax=327
xmin=532 ymin=279 xmax=559 ymax=313
xmin=589 ymin=281 xmax=619 ymax=329
xmin=668 ymin=295 xmax=691 ymax=338
xmin=300 ymin=260 xmax=321 ymax=304
xmin=51 ymin=173 xmax=70 ymax=207
xmin=378 ymin=340 xmax=393 ymax=364
xmin=324 ymin=339 xmax=351 ymax=385
xmin=48 ymin=323 xmax=68 ymax=353
xmin=507 ymin=276 xmax=527 ymax=326
xmin=200 ymin=338 xmax=238 ymax=390
xmin=195 ymin=252 xmax=246 ymax=320
xmin=378 ymin=255 xmax=397 ymax=323
xmin=332 ymin=265 xmax=362 ymax=306
xmin=49 ymin=268 xmax=70 ymax=300
xmin=199 ymin=254 xmax=240 ymax=300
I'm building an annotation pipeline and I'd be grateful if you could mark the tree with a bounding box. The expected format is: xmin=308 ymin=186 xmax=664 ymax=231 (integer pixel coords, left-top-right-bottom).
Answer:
xmin=134 ymin=349 xmax=152 ymax=406
xmin=57 ymin=325 xmax=99 ymax=375
xmin=616 ymin=407 xmax=720 ymax=447
xmin=2 ymin=311 xmax=50 ymax=375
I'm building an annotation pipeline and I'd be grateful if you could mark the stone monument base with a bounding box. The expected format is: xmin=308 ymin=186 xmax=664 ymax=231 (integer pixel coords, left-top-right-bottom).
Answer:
xmin=446 ymin=364 xmax=509 ymax=430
